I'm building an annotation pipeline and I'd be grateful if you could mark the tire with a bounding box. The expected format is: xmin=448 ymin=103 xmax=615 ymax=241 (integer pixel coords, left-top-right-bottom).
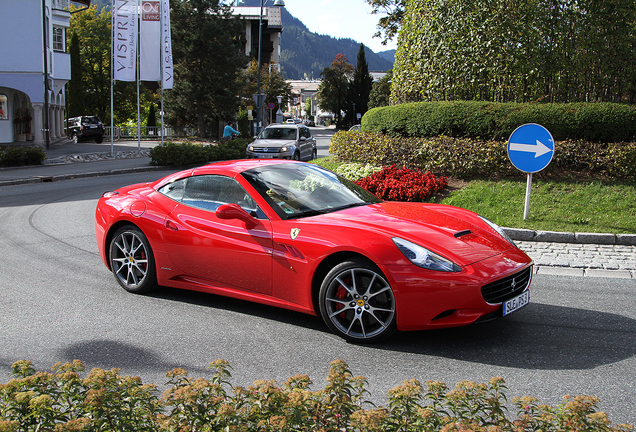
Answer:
xmin=319 ymin=259 xmax=397 ymax=343
xmin=109 ymin=225 xmax=157 ymax=294
xmin=72 ymin=133 xmax=80 ymax=144
xmin=95 ymin=135 xmax=104 ymax=143
xmin=311 ymin=148 xmax=317 ymax=160
xmin=292 ymin=151 xmax=300 ymax=161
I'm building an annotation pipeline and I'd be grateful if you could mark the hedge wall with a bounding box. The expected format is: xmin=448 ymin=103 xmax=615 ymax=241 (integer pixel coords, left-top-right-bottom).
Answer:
xmin=361 ymin=101 xmax=636 ymax=143
xmin=329 ymin=131 xmax=636 ymax=179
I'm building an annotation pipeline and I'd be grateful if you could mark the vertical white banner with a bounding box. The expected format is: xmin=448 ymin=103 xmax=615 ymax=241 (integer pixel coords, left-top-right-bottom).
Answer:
xmin=161 ymin=0 xmax=173 ymax=89
xmin=113 ymin=0 xmax=137 ymax=82
xmin=140 ymin=0 xmax=161 ymax=81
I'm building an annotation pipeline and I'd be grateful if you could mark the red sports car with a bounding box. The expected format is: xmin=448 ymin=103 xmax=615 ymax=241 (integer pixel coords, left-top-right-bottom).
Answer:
xmin=95 ymin=160 xmax=532 ymax=343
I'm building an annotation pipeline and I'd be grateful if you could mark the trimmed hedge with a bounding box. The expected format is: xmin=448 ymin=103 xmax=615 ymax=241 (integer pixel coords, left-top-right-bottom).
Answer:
xmin=1 ymin=359 xmax=632 ymax=431
xmin=329 ymin=131 xmax=636 ymax=179
xmin=0 ymin=147 xmax=46 ymax=167
xmin=362 ymin=101 xmax=636 ymax=142
xmin=149 ymin=138 xmax=251 ymax=166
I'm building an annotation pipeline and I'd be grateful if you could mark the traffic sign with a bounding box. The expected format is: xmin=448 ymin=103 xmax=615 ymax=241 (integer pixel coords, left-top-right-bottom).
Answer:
xmin=267 ymin=102 xmax=275 ymax=110
xmin=507 ymin=123 xmax=554 ymax=173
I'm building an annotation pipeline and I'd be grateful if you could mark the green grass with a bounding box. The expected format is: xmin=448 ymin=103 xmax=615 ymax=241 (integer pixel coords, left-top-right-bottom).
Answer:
xmin=442 ymin=179 xmax=636 ymax=234
xmin=313 ymin=157 xmax=636 ymax=234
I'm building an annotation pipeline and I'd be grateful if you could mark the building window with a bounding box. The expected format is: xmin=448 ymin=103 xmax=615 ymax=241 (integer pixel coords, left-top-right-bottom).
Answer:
xmin=53 ymin=27 xmax=65 ymax=51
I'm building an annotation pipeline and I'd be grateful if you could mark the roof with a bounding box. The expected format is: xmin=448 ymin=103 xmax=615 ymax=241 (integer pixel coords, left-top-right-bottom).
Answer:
xmin=73 ymin=0 xmax=91 ymax=5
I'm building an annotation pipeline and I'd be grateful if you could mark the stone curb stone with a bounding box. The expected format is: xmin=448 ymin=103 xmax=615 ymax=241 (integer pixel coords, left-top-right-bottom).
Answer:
xmin=534 ymin=230 xmax=576 ymax=243
xmin=575 ymin=232 xmax=616 ymax=245
xmin=617 ymin=234 xmax=636 ymax=246
xmin=503 ymin=227 xmax=535 ymax=241
xmin=536 ymin=266 xmax=585 ymax=277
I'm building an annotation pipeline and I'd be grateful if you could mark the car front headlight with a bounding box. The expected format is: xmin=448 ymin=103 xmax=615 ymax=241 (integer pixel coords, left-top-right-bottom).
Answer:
xmin=392 ymin=237 xmax=461 ymax=272
xmin=248 ymin=145 xmax=254 ymax=151
xmin=478 ymin=216 xmax=517 ymax=247
xmin=280 ymin=146 xmax=288 ymax=152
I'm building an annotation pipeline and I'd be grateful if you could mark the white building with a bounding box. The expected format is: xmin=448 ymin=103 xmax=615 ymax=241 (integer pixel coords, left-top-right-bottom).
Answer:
xmin=0 ymin=0 xmax=90 ymax=146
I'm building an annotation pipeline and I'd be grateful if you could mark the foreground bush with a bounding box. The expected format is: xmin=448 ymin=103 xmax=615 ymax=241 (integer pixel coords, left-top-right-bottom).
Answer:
xmin=149 ymin=138 xmax=251 ymax=166
xmin=362 ymin=101 xmax=636 ymax=142
xmin=0 ymin=147 xmax=46 ymax=167
xmin=0 ymin=359 xmax=632 ymax=431
xmin=330 ymin=131 xmax=636 ymax=179
xmin=355 ymin=165 xmax=448 ymax=202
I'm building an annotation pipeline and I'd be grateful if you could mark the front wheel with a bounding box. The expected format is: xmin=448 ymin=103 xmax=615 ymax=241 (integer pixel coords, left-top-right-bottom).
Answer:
xmin=109 ymin=226 xmax=157 ymax=294
xmin=319 ymin=259 xmax=397 ymax=343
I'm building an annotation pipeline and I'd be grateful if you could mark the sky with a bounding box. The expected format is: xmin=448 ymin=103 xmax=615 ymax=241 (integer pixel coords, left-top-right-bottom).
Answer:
xmin=281 ymin=0 xmax=398 ymax=53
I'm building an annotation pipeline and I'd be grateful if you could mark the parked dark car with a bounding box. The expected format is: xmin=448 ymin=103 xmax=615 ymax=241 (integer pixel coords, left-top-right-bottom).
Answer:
xmin=65 ymin=116 xmax=105 ymax=143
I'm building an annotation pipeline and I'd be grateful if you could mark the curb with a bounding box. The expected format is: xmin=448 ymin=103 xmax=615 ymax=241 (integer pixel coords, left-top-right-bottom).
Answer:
xmin=504 ymin=227 xmax=636 ymax=247
xmin=0 ymin=165 xmax=166 ymax=187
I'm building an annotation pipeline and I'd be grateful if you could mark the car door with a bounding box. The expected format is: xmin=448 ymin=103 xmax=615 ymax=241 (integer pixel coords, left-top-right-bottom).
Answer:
xmin=162 ymin=174 xmax=274 ymax=295
xmin=299 ymin=127 xmax=314 ymax=160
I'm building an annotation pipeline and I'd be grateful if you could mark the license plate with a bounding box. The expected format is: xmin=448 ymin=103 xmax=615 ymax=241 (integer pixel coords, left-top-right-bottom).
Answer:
xmin=503 ymin=290 xmax=529 ymax=316
xmin=258 ymin=154 xmax=274 ymax=158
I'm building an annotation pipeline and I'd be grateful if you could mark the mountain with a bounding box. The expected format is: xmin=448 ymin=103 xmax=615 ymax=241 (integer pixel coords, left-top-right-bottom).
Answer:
xmin=377 ymin=49 xmax=396 ymax=64
xmin=239 ymin=0 xmax=394 ymax=79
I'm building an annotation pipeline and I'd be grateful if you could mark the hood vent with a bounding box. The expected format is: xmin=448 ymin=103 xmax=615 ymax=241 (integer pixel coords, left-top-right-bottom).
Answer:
xmin=453 ymin=229 xmax=472 ymax=238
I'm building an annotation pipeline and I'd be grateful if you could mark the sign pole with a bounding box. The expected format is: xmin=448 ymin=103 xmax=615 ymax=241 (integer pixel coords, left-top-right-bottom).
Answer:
xmin=524 ymin=173 xmax=532 ymax=220
xmin=507 ymin=123 xmax=555 ymax=221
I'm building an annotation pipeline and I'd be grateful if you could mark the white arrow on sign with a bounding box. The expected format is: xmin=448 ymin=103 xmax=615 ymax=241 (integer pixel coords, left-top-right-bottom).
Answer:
xmin=509 ymin=140 xmax=552 ymax=158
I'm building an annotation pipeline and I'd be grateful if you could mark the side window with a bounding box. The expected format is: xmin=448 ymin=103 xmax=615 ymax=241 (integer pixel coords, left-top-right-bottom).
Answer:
xmin=157 ymin=178 xmax=186 ymax=201
xmin=181 ymin=175 xmax=265 ymax=218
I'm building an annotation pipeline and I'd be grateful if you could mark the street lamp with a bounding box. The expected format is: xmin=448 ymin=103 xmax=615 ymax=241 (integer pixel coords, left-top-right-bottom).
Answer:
xmin=256 ymin=0 xmax=285 ymax=134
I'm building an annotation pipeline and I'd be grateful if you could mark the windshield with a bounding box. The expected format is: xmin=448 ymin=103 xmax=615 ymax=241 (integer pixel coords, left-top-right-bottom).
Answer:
xmin=258 ymin=127 xmax=297 ymax=140
xmin=241 ymin=163 xmax=381 ymax=219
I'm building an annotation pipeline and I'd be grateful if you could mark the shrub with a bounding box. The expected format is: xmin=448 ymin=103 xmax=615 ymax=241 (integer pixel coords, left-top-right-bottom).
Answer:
xmin=355 ymin=165 xmax=448 ymax=202
xmin=0 ymin=147 xmax=46 ymax=167
xmin=330 ymin=131 xmax=636 ymax=179
xmin=0 ymin=360 xmax=632 ymax=431
xmin=362 ymin=101 xmax=636 ymax=142
xmin=149 ymin=138 xmax=251 ymax=166
xmin=334 ymin=162 xmax=382 ymax=180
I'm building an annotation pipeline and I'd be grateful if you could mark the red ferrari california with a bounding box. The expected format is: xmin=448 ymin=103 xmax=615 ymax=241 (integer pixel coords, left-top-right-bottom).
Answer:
xmin=95 ymin=159 xmax=532 ymax=342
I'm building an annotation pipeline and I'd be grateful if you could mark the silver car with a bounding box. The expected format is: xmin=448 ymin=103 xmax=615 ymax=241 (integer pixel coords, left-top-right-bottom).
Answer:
xmin=246 ymin=124 xmax=317 ymax=161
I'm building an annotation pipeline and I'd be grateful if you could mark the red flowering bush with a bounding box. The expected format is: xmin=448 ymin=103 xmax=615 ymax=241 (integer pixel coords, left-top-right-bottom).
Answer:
xmin=355 ymin=165 xmax=448 ymax=202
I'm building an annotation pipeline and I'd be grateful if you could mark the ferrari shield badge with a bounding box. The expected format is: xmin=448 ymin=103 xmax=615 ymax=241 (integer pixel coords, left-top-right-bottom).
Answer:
xmin=290 ymin=228 xmax=300 ymax=240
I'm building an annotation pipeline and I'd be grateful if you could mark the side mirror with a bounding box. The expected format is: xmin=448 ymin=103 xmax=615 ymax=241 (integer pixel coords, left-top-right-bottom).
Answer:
xmin=216 ymin=203 xmax=259 ymax=228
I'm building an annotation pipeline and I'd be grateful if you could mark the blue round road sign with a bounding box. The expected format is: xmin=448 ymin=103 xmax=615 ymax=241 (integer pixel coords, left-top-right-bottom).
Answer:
xmin=507 ymin=123 xmax=554 ymax=173
xmin=267 ymin=102 xmax=276 ymax=110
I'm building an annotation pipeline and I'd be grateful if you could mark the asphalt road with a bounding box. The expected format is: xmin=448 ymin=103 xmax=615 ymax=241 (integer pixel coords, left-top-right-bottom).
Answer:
xmin=0 ymin=172 xmax=634 ymax=425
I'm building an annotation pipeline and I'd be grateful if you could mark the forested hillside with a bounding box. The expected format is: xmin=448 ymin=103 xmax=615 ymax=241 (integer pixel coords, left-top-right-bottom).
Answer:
xmin=89 ymin=0 xmax=394 ymax=79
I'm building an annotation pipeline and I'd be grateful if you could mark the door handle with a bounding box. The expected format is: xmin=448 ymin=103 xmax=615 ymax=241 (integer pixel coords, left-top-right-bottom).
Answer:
xmin=166 ymin=220 xmax=178 ymax=231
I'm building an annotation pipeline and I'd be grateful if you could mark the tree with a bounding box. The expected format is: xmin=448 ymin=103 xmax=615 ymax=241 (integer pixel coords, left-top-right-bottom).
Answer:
xmin=68 ymin=5 xmax=111 ymax=123
xmin=67 ymin=32 xmax=83 ymax=118
xmin=365 ymin=0 xmax=406 ymax=46
xmin=348 ymin=44 xmax=374 ymax=125
xmin=369 ymin=69 xmax=392 ymax=109
xmin=317 ymin=54 xmax=354 ymax=127
xmin=240 ymin=60 xmax=293 ymax=127
xmin=392 ymin=0 xmax=636 ymax=104
xmin=166 ymin=0 xmax=248 ymax=138
xmin=147 ymin=104 xmax=156 ymax=128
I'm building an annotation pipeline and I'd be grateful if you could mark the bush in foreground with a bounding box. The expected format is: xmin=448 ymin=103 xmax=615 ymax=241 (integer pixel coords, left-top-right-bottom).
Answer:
xmin=354 ymin=165 xmax=448 ymax=202
xmin=329 ymin=131 xmax=636 ymax=179
xmin=0 ymin=147 xmax=46 ymax=167
xmin=1 ymin=359 xmax=632 ymax=431
xmin=149 ymin=138 xmax=251 ymax=166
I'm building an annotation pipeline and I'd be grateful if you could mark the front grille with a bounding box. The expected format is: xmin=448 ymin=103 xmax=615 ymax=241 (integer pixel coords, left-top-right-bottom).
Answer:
xmin=253 ymin=147 xmax=280 ymax=153
xmin=481 ymin=266 xmax=532 ymax=304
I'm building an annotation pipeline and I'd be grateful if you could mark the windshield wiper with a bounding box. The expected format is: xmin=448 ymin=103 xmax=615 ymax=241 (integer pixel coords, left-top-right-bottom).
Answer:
xmin=292 ymin=202 xmax=373 ymax=219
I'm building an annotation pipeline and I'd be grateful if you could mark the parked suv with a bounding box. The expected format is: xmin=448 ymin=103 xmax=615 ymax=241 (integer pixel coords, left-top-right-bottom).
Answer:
xmin=246 ymin=124 xmax=317 ymax=161
xmin=65 ymin=116 xmax=105 ymax=143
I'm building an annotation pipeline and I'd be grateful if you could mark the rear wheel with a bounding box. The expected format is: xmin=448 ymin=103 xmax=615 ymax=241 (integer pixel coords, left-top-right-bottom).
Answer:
xmin=95 ymin=135 xmax=104 ymax=143
xmin=109 ymin=226 xmax=157 ymax=293
xmin=319 ymin=259 xmax=397 ymax=343
xmin=72 ymin=133 xmax=80 ymax=143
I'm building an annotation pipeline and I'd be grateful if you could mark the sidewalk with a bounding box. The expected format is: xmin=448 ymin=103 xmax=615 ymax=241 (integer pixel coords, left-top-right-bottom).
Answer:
xmin=1 ymin=137 xmax=635 ymax=278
